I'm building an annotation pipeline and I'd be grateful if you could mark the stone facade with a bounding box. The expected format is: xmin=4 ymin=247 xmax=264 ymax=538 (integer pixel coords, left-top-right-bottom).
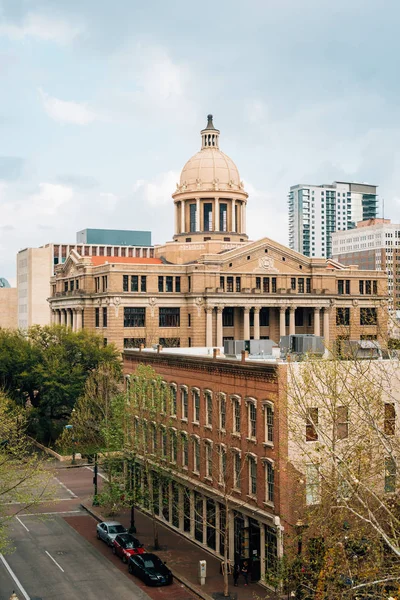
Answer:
xmin=0 ymin=287 xmax=17 ymax=329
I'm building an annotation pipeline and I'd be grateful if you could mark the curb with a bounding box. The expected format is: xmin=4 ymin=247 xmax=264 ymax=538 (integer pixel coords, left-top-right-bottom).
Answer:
xmin=80 ymin=502 xmax=215 ymax=600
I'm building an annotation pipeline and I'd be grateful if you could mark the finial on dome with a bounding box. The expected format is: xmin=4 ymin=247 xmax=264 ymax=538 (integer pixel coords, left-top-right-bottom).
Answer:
xmin=201 ymin=114 xmax=220 ymax=149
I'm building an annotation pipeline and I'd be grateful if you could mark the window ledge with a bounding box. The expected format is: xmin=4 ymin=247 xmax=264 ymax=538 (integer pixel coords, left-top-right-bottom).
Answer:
xmin=231 ymin=432 xmax=241 ymax=439
xmin=192 ymin=471 xmax=200 ymax=477
xmin=246 ymin=494 xmax=257 ymax=502
xmin=181 ymin=418 xmax=188 ymax=424
xmin=204 ymin=424 xmax=213 ymax=431
xmin=182 ymin=465 xmax=188 ymax=471
xmin=232 ymin=487 xmax=241 ymax=495
xmin=170 ymin=415 xmax=177 ymax=420
xmin=217 ymin=429 xmax=226 ymax=435
xmin=192 ymin=421 xmax=200 ymax=427
xmin=204 ymin=476 xmax=213 ymax=484
xmin=262 ymin=441 xmax=274 ymax=448
xmin=263 ymin=500 xmax=274 ymax=509
xmin=246 ymin=437 xmax=257 ymax=444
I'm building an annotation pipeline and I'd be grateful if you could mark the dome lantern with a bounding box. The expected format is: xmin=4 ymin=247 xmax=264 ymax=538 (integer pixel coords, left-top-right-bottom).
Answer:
xmin=200 ymin=114 xmax=220 ymax=149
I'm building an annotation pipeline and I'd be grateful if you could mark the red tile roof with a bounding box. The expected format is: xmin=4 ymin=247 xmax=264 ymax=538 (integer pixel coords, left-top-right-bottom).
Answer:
xmin=90 ymin=256 xmax=162 ymax=266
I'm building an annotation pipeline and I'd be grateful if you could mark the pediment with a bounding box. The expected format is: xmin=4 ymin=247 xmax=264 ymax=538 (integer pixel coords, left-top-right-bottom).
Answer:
xmin=58 ymin=249 xmax=82 ymax=276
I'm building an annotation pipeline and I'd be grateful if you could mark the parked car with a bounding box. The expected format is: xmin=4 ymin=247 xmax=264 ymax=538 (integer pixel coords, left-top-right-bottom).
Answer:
xmin=112 ymin=533 xmax=145 ymax=563
xmin=96 ymin=521 xmax=127 ymax=546
xmin=128 ymin=552 xmax=173 ymax=586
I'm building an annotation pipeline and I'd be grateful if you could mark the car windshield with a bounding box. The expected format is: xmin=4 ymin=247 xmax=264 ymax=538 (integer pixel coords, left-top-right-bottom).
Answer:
xmin=124 ymin=540 xmax=137 ymax=549
xmin=109 ymin=525 xmax=125 ymax=534
xmin=143 ymin=559 xmax=156 ymax=569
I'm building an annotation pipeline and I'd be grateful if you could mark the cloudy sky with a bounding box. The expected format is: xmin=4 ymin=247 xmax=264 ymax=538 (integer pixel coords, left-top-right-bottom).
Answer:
xmin=1 ymin=0 xmax=399 ymax=285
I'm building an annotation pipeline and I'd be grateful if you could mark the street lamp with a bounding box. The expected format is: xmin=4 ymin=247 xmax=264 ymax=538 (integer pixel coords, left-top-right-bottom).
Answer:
xmin=65 ymin=409 xmax=76 ymax=465
xmin=92 ymin=453 xmax=99 ymax=506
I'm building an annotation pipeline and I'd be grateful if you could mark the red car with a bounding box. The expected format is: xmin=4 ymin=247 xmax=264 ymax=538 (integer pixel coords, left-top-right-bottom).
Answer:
xmin=112 ymin=533 xmax=145 ymax=563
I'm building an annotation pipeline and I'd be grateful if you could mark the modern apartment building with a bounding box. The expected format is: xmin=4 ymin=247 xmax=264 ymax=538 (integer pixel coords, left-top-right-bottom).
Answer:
xmin=288 ymin=181 xmax=378 ymax=258
xmin=332 ymin=218 xmax=400 ymax=314
xmin=17 ymin=232 xmax=153 ymax=329
xmin=49 ymin=117 xmax=388 ymax=351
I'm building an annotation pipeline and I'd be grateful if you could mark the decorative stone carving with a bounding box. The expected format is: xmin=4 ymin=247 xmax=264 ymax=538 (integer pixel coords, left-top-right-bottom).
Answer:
xmin=213 ymin=178 xmax=219 ymax=191
xmin=109 ymin=296 xmax=121 ymax=317
xmin=196 ymin=178 xmax=202 ymax=190
xmin=329 ymin=299 xmax=336 ymax=307
xmin=352 ymin=299 xmax=359 ymax=307
xmin=194 ymin=297 xmax=204 ymax=316
xmin=216 ymin=305 xmax=225 ymax=313
xmin=258 ymin=256 xmax=274 ymax=270
xmin=96 ymin=298 xmax=102 ymax=306
xmin=148 ymin=297 xmax=157 ymax=317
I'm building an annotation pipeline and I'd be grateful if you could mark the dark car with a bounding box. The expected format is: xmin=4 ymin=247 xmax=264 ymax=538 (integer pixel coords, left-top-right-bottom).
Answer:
xmin=112 ymin=533 xmax=145 ymax=563
xmin=128 ymin=552 xmax=173 ymax=586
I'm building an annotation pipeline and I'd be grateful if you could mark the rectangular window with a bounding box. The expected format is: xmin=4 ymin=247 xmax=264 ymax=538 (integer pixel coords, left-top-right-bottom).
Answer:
xmin=171 ymin=431 xmax=177 ymax=463
xmin=158 ymin=276 xmax=164 ymax=292
xmin=166 ymin=276 xmax=173 ymax=292
xmin=384 ymin=403 xmax=396 ymax=436
xmin=170 ymin=385 xmax=177 ymax=416
xmin=263 ymin=277 xmax=270 ymax=293
xmin=188 ymin=276 xmax=191 ymax=292
xmin=219 ymin=395 xmax=226 ymax=430
xmin=159 ymin=337 xmax=180 ymax=347
xmin=291 ymin=277 xmax=296 ymax=290
xmin=204 ymin=203 xmax=212 ymax=231
xmin=235 ymin=277 xmax=241 ymax=292
xmin=219 ymin=203 xmax=227 ymax=232
xmin=159 ymin=307 xmax=180 ymax=327
xmin=131 ymin=275 xmax=138 ymax=292
xmin=124 ymin=307 xmax=146 ymax=327
xmin=141 ymin=276 xmax=147 ymax=293
xmin=205 ymin=391 xmax=213 ymax=427
xmin=249 ymin=403 xmax=257 ymax=439
xmin=64 ymin=281 xmax=68 ymax=293
xmin=266 ymin=462 xmax=274 ymax=503
xmin=249 ymin=457 xmax=257 ymax=495
xmin=233 ymin=399 xmax=241 ymax=433
xmin=181 ymin=388 xmax=188 ymax=420
xmin=151 ymin=424 xmax=157 ymax=454
xmin=123 ymin=275 xmax=129 ymax=292
xmin=338 ymin=280 xmax=344 ymax=295
xmin=102 ymin=307 xmax=108 ymax=328
xmin=222 ymin=307 xmax=234 ymax=327
xmin=359 ymin=280 xmax=364 ymax=294
xmin=335 ymin=406 xmax=348 ymax=440
xmin=271 ymin=277 xmax=277 ymax=293
xmin=175 ymin=277 xmax=181 ymax=293
xmin=306 ymin=278 xmax=311 ymax=293
xmin=385 ymin=457 xmax=396 ymax=493
xmin=360 ymin=307 xmax=377 ymax=325
xmin=234 ymin=453 xmax=241 ymax=489
xmin=336 ymin=307 xmax=350 ymax=326
xmin=373 ymin=280 xmax=377 ymax=295
xmin=265 ymin=405 xmax=274 ymax=443
xmin=227 ymin=277 xmax=234 ymax=292
xmin=219 ymin=447 xmax=226 ymax=485
xmin=366 ymin=280 xmax=372 ymax=295
xmin=188 ymin=313 xmax=191 ymax=327
xmin=345 ymin=280 xmax=350 ymax=294
xmin=194 ymin=438 xmax=200 ymax=473
xmin=182 ymin=436 xmax=188 ymax=467
xmin=123 ymin=337 xmax=145 ymax=349
xmin=256 ymin=277 xmax=261 ymax=290
xmin=298 ymin=278 xmax=304 ymax=293
xmin=306 ymin=408 xmax=318 ymax=441
xmin=190 ymin=204 xmax=196 ymax=232
xmin=161 ymin=428 xmax=167 ymax=457
xmin=306 ymin=464 xmax=320 ymax=504
xmin=193 ymin=389 xmax=200 ymax=423
xmin=206 ymin=444 xmax=213 ymax=478
xmin=70 ymin=280 xmax=74 ymax=291
xmin=219 ymin=276 xmax=225 ymax=291
xmin=95 ymin=307 xmax=100 ymax=328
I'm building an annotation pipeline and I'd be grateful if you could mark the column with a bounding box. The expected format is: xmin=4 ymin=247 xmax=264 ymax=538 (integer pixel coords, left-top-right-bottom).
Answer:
xmin=243 ymin=307 xmax=250 ymax=340
xmin=242 ymin=202 xmax=246 ymax=234
xmin=253 ymin=307 xmax=260 ymax=340
xmin=58 ymin=310 xmax=62 ymax=325
xmin=289 ymin=305 xmax=296 ymax=335
xmin=196 ymin=197 xmax=200 ymax=232
xmin=181 ymin=200 xmax=185 ymax=233
xmin=202 ymin=497 xmax=207 ymax=544
xmin=174 ymin=202 xmax=178 ymax=234
xmin=62 ymin=309 xmax=67 ymax=326
xmin=189 ymin=489 xmax=195 ymax=538
xmin=205 ymin=307 xmax=213 ymax=347
xmin=260 ymin=523 xmax=266 ymax=583
xmin=216 ymin=306 xmax=223 ymax=347
xmin=232 ymin=200 xmax=236 ymax=233
xmin=76 ymin=309 xmax=83 ymax=331
xmin=228 ymin=509 xmax=235 ymax=563
xmin=323 ymin=307 xmax=330 ymax=348
xmin=178 ymin=486 xmax=184 ymax=531
xmin=215 ymin=197 xmax=219 ymax=231
xmin=279 ymin=307 xmax=286 ymax=338
xmin=314 ymin=307 xmax=321 ymax=336
xmin=71 ymin=309 xmax=76 ymax=331
xmin=215 ymin=503 xmax=220 ymax=554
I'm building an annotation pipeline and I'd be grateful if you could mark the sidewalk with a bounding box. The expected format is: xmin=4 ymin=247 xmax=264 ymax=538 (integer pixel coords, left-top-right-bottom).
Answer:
xmin=81 ymin=501 xmax=281 ymax=600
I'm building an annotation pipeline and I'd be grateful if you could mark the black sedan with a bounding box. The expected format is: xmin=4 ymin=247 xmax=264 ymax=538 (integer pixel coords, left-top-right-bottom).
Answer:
xmin=128 ymin=552 xmax=173 ymax=586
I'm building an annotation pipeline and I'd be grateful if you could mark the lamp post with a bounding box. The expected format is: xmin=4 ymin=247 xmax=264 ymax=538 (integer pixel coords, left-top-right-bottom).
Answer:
xmin=65 ymin=408 xmax=76 ymax=465
xmin=92 ymin=453 xmax=99 ymax=506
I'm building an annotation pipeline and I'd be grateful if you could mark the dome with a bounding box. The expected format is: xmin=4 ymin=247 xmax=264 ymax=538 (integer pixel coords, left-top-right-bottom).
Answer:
xmin=174 ymin=115 xmax=246 ymax=195
xmin=0 ymin=277 xmax=10 ymax=288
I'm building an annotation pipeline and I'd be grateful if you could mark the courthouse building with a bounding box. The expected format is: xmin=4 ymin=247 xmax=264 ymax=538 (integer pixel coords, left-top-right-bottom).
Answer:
xmin=49 ymin=116 xmax=388 ymax=350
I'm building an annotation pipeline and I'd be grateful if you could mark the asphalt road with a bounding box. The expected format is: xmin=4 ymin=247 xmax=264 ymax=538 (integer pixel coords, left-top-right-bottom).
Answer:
xmin=0 ymin=513 xmax=150 ymax=600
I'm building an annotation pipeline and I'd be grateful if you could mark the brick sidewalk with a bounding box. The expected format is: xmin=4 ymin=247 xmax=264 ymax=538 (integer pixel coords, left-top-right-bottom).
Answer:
xmin=82 ymin=500 xmax=280 ymax=600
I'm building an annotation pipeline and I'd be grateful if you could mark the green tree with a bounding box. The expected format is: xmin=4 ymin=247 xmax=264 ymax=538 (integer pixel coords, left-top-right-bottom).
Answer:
xmin=0 ymin=392 xmax=54 ymax=553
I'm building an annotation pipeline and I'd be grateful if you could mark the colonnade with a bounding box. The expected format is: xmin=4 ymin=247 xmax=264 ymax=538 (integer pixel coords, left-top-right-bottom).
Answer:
xmin=176 ymin=197 xmax=246 ymax=234
xmin=51 ymin=308 xmax=83 ymax=331
xmin=205 ymin=305 xmax=331 ymax=348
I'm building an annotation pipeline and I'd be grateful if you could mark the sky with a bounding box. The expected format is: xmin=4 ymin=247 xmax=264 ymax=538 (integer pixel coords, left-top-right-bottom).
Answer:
xmin=1 ymin=0 xmax=400 ymax=285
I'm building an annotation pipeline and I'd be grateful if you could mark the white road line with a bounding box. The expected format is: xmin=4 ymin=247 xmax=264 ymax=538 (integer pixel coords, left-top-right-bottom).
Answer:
xmin=85 ymin=466 xmax=108 ymax=480
xmin=53 ymin=476 xmax=78 ymax=498
xmin=0 ymin=554 xmax=30 ymax=600
xmin=15 ymin=516 xmax=29 ymax=532
xmin=21 ymin=510 xmax=83 ymax=516
xmin=45 ymin=550 xmax=65 ymax=573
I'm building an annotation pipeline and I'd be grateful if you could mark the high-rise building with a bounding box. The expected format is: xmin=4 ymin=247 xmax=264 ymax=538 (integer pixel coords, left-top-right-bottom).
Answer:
xmin=17 ymin=232 xmax=153 ymax=329
xmin=332 ymin=218 xmax=400 ymax=314
xmin=0 ymin=277 xmax=17 ymax=329
xmin=288 ymin=181 xmax=378 ymax=258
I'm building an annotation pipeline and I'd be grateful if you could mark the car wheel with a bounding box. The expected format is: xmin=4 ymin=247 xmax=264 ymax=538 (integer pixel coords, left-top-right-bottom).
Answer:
xmin=122 ymin=555 xmax=127 ymax=564
xmin=128 ymin=563 xmax=133 ymax=574
xmin=112 ymin=546 xmax=116 ymax=555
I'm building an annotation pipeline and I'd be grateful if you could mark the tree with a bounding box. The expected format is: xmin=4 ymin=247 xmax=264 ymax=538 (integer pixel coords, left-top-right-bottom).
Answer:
xmin=286 ymin=353 xmax=400 ymax=599
xmin=0 ymin=325 xmax=121 ymax=443
xmin=0 ymin=392 xmax=53 ymax=553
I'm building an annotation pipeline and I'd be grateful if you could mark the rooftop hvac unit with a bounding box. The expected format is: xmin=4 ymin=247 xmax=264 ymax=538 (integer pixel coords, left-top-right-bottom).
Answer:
xmin=224 ymin=340 xmax=246 ymax=357
xmin=280 ymin=334 xmax=325 ymax=359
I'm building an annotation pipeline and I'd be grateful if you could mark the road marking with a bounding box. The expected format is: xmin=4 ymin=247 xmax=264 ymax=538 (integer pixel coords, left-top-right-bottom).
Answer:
xmin=0 ymin=554 xmax=30 ymax=600
xmin=85 ymin=466 xmax=108 ymax=480
xmin=15 ymin=516 xmax=29 ymax=532
xmin=21 ymin=510 xmax=83 ymax=516
xmin=0 ymin=498 xmax=74 ymax=505
xmin=53 ymin=476 xmax=78 ymax=498
xmin=45 ymin=550 xmax=65 ymax=573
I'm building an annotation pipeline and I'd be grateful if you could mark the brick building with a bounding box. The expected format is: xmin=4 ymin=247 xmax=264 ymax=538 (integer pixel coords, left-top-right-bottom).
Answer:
xmin=123 ymin=347 xmax=292 ymax=585
xmin=49 ymin=116 xmax=388 ymax=350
